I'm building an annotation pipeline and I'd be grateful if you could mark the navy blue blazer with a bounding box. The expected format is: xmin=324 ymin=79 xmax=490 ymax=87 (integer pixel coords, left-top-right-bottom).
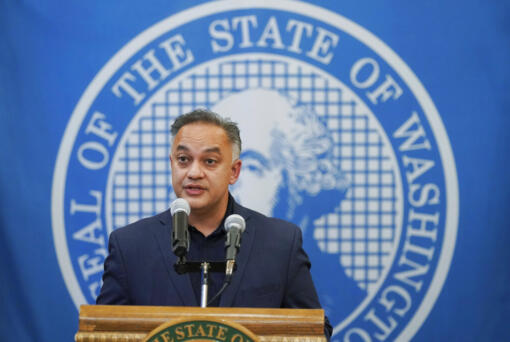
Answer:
xmin=97 ymin=200 xmax=331 ymax=337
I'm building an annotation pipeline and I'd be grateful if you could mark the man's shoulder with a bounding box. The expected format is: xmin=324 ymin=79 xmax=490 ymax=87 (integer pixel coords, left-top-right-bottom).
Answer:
xmin=235 ymin=203 xmax=301 ymax=238
xmin=110 ymin=210 xmax=170 ymax=240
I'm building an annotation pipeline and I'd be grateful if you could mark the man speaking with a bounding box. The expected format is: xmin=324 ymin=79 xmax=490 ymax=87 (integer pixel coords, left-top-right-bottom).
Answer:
xmin=96 ymin=109 xmax=332 ymax=338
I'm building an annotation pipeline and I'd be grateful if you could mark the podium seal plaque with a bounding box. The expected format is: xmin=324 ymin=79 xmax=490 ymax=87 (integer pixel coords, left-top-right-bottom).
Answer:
xmin=143 ymin=318 xmax=259 ymax=342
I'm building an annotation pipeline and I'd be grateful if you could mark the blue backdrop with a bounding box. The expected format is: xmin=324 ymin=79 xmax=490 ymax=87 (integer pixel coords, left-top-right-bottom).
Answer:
xmin=1 ymin=1 xmax=509 ymax=341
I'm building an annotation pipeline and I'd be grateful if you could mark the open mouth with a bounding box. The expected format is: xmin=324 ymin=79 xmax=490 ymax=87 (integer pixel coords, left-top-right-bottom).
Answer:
xmin=184 ymin=184 xmax=205 ymax=194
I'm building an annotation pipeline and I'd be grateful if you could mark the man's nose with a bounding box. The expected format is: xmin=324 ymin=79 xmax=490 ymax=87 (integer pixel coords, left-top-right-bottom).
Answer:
xmin=187 ymin=160 xmax=204 ymax=179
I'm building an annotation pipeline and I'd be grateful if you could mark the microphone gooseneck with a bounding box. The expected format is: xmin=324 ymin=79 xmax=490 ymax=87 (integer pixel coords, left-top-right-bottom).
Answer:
xmin=207 ymin=214 xmax=246 ymax=306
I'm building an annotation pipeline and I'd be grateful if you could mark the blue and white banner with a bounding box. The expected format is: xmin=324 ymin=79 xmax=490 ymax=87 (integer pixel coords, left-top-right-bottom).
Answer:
xmin=1 ymin=1 xmax=509 ymax=341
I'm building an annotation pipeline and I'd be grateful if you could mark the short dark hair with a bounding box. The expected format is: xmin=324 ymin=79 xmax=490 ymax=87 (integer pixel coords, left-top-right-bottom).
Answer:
xmin=170 ymin=108 xmax=242 ymax=160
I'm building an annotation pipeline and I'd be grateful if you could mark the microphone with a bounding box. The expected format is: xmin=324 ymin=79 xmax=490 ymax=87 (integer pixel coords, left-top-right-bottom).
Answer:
xmin=170 ymin=198 xmax=190 ymax=258
xmin=224 ymin=214 xmax=246 ymax=281
xmin=206 ymin=214 xmax=246 ymax=306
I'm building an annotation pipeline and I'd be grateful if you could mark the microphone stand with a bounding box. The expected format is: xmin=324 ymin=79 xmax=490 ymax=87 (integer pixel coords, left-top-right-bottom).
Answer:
xmin=174 ymin=257 xmax=230 ymax=307
xmin=200 ymin=262 xmax=209 ymax=308
xmin=172 ymin=214 xmax=244 ymax=307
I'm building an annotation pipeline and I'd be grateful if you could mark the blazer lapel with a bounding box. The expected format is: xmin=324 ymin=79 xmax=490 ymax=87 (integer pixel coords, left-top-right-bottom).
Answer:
xmin=153 ymin=210 xmax=198 ymax=306
xmin=219 ymin=203 xmax=255 ymax=307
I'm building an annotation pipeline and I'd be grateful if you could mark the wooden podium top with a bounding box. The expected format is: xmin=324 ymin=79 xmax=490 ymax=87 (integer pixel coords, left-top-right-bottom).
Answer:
xmin=76 ymin=305 xmax=326 ymax=342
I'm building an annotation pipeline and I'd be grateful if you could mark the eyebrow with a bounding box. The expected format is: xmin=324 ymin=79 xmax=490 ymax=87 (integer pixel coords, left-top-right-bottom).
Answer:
xmin=174 ymin=145 xmax=222 ymax=154
xmin=174 ymin=145 xmax=190 ymax=153
xmin=240 ymin=150 xmax=270 ymax=168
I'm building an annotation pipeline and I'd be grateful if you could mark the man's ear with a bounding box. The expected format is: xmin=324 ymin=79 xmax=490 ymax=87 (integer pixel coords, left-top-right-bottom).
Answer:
xmin=229 ymin=159 xmax=242 ymax=185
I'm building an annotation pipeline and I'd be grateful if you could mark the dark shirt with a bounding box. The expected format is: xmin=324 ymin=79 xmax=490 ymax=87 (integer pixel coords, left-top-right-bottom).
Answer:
xmin=187 ymin=196 xmax=234 ymax=306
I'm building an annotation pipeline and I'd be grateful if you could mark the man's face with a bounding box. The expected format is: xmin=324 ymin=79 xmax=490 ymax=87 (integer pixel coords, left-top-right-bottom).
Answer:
xmin=170 ymin=122 xmax=241 ymax=217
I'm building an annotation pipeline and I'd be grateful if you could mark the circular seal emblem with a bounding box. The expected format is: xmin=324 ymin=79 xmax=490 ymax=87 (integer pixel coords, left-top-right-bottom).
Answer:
xmin=52 ymin=1 xmax=459 ymax=341
xmin=142 ymin=318 xmax=259 ymax=342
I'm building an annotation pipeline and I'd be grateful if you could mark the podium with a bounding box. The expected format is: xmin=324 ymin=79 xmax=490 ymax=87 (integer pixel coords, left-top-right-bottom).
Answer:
xmin=76 ymin=305 xmax=327 ymax=342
